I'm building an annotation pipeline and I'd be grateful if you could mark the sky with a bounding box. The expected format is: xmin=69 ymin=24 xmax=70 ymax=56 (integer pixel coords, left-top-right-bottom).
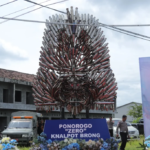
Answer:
xmin=0 ymin=0 xmax=150 ymax=107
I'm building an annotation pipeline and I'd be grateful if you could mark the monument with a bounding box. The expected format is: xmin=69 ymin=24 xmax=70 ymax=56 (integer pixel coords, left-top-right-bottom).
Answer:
xmin=32 ymin=7 xmax=117 ymax=117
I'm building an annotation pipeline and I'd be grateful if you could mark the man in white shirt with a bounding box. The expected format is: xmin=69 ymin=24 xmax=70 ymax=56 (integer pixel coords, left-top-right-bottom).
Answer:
xmin=116 ymin=115 xmax=130 ymax=150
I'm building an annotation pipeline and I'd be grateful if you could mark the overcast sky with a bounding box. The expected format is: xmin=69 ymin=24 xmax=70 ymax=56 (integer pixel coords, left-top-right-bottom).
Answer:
xmin=0 ymin=0 xmax=150 ymax=107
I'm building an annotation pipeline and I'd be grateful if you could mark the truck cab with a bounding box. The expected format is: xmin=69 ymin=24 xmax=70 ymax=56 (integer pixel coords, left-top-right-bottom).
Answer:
xmin=1 ymin=111 xmax=43 ymax=144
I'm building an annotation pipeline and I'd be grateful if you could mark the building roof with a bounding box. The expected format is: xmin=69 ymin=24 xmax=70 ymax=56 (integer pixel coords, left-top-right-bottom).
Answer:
xmin=0 ymin=68 xmax=35 ymax=83
xmin=117 ymin=102 xmax=142 ymax=109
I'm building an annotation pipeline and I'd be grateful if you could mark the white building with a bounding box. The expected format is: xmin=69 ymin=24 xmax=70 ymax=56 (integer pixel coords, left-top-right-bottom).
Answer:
xmin=115 ymin=102 xmax=142 ymax=122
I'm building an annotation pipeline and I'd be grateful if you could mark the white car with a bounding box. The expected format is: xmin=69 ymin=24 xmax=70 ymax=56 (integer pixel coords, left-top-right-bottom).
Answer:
xmin=106 ymin=118 xmax=139 ymax=139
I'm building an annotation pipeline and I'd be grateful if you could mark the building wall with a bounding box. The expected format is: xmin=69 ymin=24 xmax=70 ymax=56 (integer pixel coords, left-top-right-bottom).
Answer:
xmin=115 ymin=103 xmax=142 ymax=122
xmin=15 ymin=83 xmax=33 ymax=104
xmin=0 ymin=81 xmax=34 ymax=131
xmin=0 ymin=81 xmax=33 ymax=104
xmin=0 ymin=82 xmax=14 ymax=103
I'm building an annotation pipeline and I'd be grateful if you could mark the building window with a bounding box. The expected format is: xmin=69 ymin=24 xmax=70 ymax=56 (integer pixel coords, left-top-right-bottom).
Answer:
xmin=26 ymin=92 xmax=34 ymax=104
xmin=3 ymin=89 xmax=9 ymax=103
xmin=15 ymin=91 xmax=21 ymax=102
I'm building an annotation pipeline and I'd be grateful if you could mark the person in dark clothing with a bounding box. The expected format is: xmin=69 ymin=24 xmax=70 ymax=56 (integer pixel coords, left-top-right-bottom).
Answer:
xmin=41 ymin=125 xmax=44 ymax=132
xmin=37 ymin=121 xmax=42 ymax=135
xmin=41 ymin=119 xmax=45 ymax=127
xmin=116 ymin=115 xmax=130 ymax=150
xmin=38 ymin=119 xmax=45 ymax=135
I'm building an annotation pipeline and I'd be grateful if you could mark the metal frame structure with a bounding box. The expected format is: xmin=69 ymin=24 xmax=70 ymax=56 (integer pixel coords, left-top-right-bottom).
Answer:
xmin=32 ymin=7 xmax=117 ymax=116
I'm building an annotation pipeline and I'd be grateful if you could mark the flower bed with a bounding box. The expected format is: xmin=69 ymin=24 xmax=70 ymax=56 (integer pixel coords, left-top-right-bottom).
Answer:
xmin=30 ymin=132 xmax=121 ymax=150
xmin=0 ymin=137 xmax=18 ymax=150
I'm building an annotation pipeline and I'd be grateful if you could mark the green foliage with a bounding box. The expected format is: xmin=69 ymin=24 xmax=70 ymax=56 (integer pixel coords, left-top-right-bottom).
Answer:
xmin=18 ymin=147 xmax=31 ymax=150
xmin=128 ymin=103 xmax=142 ymax=118
xmin=118 ymin=135 xmax=145 ymax=150
xmin=132 ymin=117 xmax=142 ymax=123
xmin=76 ymin=139 xmax=86 ymax=150
xmin=137 ymin=140 xmax=147 ymax=150
xmin=32 ymin=138 xmax=38 ymax=144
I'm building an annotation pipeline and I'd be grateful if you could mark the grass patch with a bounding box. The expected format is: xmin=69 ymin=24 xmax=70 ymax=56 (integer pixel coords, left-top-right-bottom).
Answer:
xmin=119 ymin=135 xmax=145 ymax=150
xmin=18 ymin=146 xmax=31 ymax=150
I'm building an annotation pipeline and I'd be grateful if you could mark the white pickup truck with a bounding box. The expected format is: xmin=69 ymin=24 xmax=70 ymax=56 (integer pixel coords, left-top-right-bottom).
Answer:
xmin=1 ymin=111 xmax=43 ymax=144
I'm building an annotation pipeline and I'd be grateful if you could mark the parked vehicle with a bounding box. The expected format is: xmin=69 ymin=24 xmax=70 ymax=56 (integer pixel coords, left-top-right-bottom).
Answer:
xmin=106 ymin=118 xmax=139 ymax=139
xmin=131 ymin=118 xmax=144 ymax=134
xmin=1 ymin=111 xmax=43 ymax=144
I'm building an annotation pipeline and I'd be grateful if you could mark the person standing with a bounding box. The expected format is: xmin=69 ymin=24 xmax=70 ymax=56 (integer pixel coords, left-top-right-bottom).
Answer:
xmin=37 ymin=120 xmax=41 ymax=135
xmin=107 ymin=117 xmax=114 ymax=137
xmin=40 ymin=119 xmax=45 ymax=134
xmin=41 ymin=119 xmax=45 ymax=127
xmin=116 ymin=115 xmax=130 ymax=150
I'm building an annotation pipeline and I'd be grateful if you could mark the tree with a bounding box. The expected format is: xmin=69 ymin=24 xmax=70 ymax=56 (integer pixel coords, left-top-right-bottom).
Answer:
xmin=128 ymin=103 xmax=142 ymax=118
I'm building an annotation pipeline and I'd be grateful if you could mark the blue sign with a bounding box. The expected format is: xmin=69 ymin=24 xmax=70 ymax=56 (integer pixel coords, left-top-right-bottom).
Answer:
xmin=44 ymin=119 xmax=110 ymax=141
